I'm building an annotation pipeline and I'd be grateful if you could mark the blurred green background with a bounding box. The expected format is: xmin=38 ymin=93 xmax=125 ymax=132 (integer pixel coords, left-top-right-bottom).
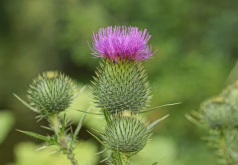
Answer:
xmin=0 ymin=0 xmax=238 ymax=164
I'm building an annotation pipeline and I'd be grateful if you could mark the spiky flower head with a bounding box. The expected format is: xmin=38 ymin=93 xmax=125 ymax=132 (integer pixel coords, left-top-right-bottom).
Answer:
xmin=200 ymin=97 xmax=238 ymax=129
xmin=27 ymin=71 xmax=78 ymax=115
xmin=91 ymin=59 xmax=151 ymax=114
xmin=101 ymin=111 xmax=151 ymax=153
xmin=89 ymin=26 xmax=156 ymax=62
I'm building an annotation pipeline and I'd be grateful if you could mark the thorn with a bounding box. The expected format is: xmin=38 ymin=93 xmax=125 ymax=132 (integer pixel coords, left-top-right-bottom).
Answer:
xmin=100 ymin=154 xmax=111 ymax=163
xmin=85 ymin=159 xmax=92 ymax=165
xmin=36 ymin=146 xmax=47 ymax=151
xmin=70 ymin=108 xmax=103 ymax=115
xmin=35 ymin=115 xmax=41 ymax=119
xmin=139 ymin=102 xmax=181 ymax=113
xmin=95 ymin=148 xmax=108 ymax=155
xmin=90 ymin=128 xmax=100 ymax=133
xmin=73 ymin=86 xmax=86 ymax=101
xmin=40 ymin=125 xmax=53 ymax=131
xmin=70 ymin=125 xmax=73 ymax=134
xmin=36 ymin=116 xmax=44 ymax=122
xmin=66 ymin=128 xmax=71 ymax=133
xmin=48 ymin=149 xmax=60 ymax=155
xmin=73 ymin=143 xmax=82 ymax=150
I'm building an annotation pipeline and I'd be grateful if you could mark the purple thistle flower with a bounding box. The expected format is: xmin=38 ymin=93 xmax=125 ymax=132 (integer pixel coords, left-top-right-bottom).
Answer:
xmin=89 ymin=26 xmax=156 ymax=62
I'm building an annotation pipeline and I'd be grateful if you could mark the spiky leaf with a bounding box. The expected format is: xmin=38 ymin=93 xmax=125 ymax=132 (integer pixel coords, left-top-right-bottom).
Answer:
xmin=147 ymin=114 xmax=169 ymax=132
xmin=103 ymin=108 xmax=112 ymax=124
xmin=17 ymin=130 xmax=49 ymax=141
xmin=72 ymin=107 xmax=90 ymax=144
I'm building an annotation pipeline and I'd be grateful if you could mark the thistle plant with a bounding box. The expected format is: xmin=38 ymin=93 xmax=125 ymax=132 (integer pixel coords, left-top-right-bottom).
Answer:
xmin=187 ymin=81 xmax=238 ymax=165
xmin=14 ymin=71 xmax=87 ymax=165
xmin=85 ymin=26 xmax=175 ymax=165
xmin=13 ymin=26 xmax=177 ymax=165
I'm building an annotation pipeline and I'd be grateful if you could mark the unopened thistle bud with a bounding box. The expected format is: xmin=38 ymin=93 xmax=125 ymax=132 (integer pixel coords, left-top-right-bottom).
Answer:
xmin=101 ymin=111 xmax=151 ymax=153
xmin=200 ymin=97 xmax=238 ymax=129
xmin=89 ymin=26 xmax=156 ymax=114
xmin=27 ymin=71 xmax=78 ymax=115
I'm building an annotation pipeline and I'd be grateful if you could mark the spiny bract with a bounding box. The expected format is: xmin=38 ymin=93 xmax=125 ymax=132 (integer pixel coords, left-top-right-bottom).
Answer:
xmin=27 ymin=71 xmax=78 ymax=114
xmin=91 ymin=59 xmax=151 ymax=114
xmin=101 ymin=113 xmax=151 ymax=153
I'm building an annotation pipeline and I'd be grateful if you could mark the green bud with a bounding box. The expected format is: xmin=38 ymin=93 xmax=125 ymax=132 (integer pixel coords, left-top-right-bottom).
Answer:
xmin=91 ymin=59 xmax=151 ymax=114
xmin=27 ymin=71 xmax=78 ymax=114
xmin=101 ymin=111 xmax=151 ymax=153
xmin=200 ymin=97 xmax=238 ymax=129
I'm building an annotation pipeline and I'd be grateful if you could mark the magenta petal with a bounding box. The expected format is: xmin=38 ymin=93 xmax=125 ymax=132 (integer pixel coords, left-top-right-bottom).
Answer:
xmin=89 ymin=26 xmax=156 ymax=62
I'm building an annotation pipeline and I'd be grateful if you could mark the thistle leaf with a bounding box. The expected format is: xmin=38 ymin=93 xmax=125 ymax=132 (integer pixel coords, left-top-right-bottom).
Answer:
xmin=116 ymin=151 xmax=123 ymax=165
xmin=103 ymin=108 xmax=112 ymax=124
xmin=185 ymin=114 xmax=208 ymax=132
xmin=95 ymin=148 xmax=108 ymax=155
xmin=13 ymin=94 xmax=39 ymax=113
xmin=140 ymin=102 xmax=181 ymax=114
xmin=40 ymin=125 xmax=53 ymax=131
xmin=147 ymin=114 xmax=169 ymax=132
xmin=16 ymin=129 xmax=49 ymax=141
xmin=47 ymin=135 xmax=59 ymax=145
xmin=73 ymin=85 xmax=86 ymax=101
xmin=61 ymin=113 xmax=67 ymax=133
xmin=72 ymin=107 xmax=91 ymax=144
xmin=87 ymin=130 xmax=104 ymax=145
xmin=35 ymin=145 xmax=47 ymax=151
xmin=73 ymin=108 xmax=102 ymax=115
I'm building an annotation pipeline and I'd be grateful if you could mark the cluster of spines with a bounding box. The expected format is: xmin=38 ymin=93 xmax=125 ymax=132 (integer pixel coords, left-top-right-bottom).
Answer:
xmin=91 ymin=59 xmax=151 ymax=114
xmin=27 ymin=71 xmax=78 ymax=114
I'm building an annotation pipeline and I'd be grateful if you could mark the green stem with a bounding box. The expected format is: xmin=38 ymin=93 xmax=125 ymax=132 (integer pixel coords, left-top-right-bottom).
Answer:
xmin=219 ymin=131 xmax=232 ymax=165
xmin=112 ymin=152 xmax=132 ymax=165
xmin=122 ymin=154 xmax=132 ymax=165
xmin=49 ymin=113 xmax=78 ymax=165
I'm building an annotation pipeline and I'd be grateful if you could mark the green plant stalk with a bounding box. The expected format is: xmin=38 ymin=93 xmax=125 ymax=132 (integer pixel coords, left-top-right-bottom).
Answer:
xmin=110 ymin=151 xmax=132 ymax=165
xmin=219 ymin=131 xmax=232 ymax=165
xmin=49 ymin=113 xmax=78 ymax=165
xmin=122 ymin=153 xmax=132 ymax=165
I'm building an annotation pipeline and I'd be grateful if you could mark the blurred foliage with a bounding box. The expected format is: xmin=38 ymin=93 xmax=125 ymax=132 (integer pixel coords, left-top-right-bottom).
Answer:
xmin=8 ymin=141 xmax=99 ymax=165
xmin=0 ymin=111 xmax=15 ymax=145
xmin=0 ymin=0 xmax=238 ymax=164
